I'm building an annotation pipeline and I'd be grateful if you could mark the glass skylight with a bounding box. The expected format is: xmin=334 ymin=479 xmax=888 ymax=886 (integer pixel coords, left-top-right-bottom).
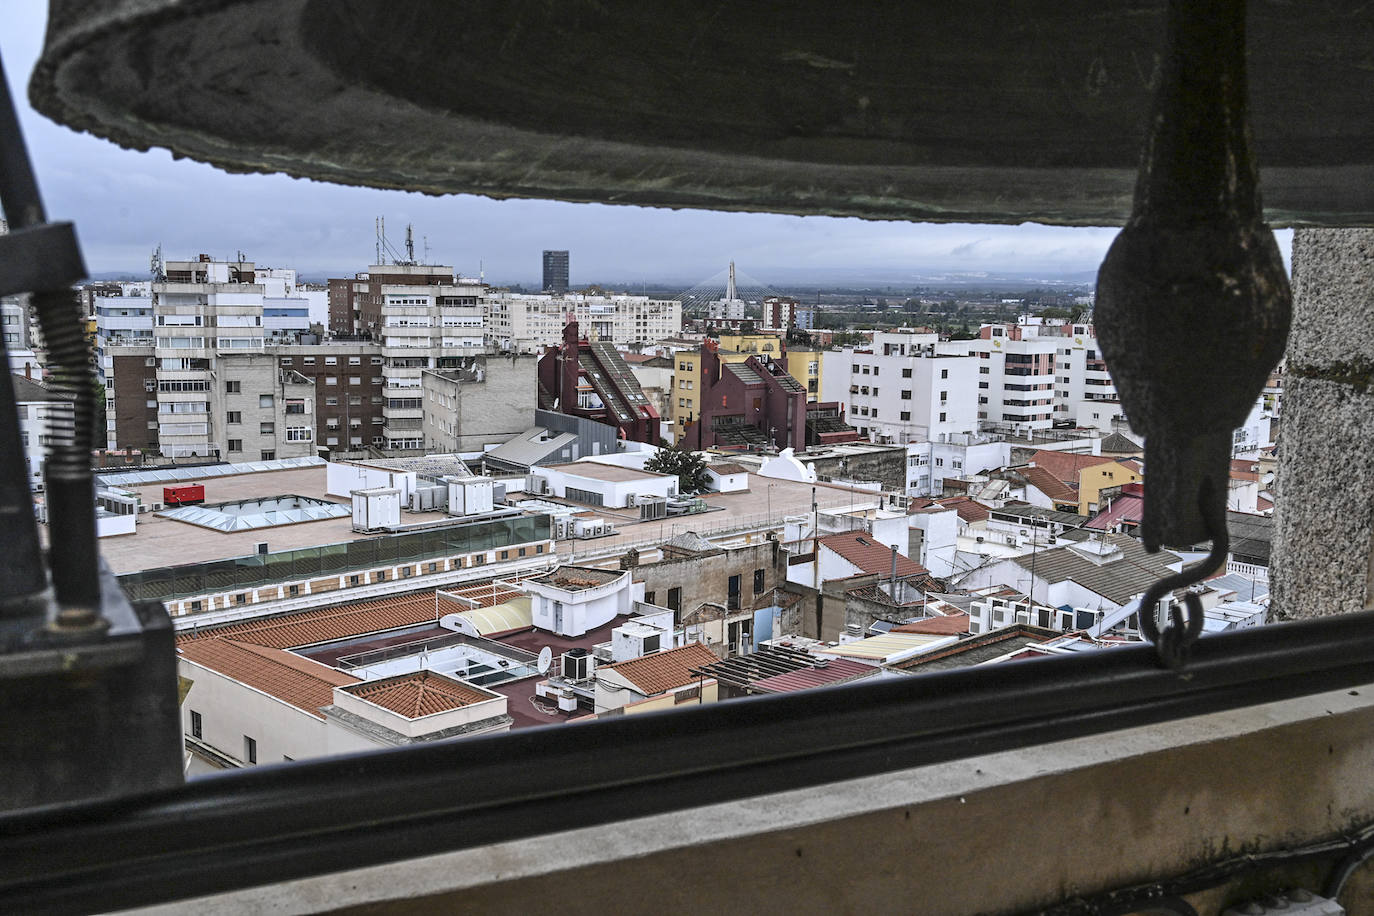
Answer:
xmin=96 ymin=456 xmax=325 ymax=488
xmin=158 ymin=493 xmax=350 ymax=531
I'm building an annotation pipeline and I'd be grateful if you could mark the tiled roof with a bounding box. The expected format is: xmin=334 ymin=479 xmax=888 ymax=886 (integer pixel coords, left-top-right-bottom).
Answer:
xmin=1209 ymin=511 xmax=1274 ymax=565
xmin=818 ymin=532 xmax=928 ymax=578
xmin=10 ymin=374 xmax=72 ymax=402
xmin=1009 ymin=533 xmax=1181 ymax=606
xmin=936 ymin=496 xmax=990 ymax=523
xmin=1085 ymin=493 xmax=1144 ymax=530
xmin=601 ymin=642 xmax=718 ymax=695
xmin=892 ymin=613 xmax=972 ymax=636
xmin=342 ymin=670 xmax=492 ymax=718
xmin=179 ymin=638 xmax=358 ymax=719
xmin=751 ymin=658 xmax=876 ymax=694
xmin=1028 ymin=449 xmax=1116 ymax=485
xmin=1100 ymin=432 xmax=1142 ymax=453
xmin=890 ymin=624 xmax=1063 ymax=672
xmin=178 ymin=584 xmax=520 ymax=650
xmin=708 ymin=462 xmax=749 ymax=475
xmin=1019 ymin=465 xmax=1078 ymax=503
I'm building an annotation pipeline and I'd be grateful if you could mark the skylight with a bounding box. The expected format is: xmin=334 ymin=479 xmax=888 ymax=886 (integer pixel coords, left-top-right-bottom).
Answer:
xmin=157 ymin=494 xmax=350 ymax=532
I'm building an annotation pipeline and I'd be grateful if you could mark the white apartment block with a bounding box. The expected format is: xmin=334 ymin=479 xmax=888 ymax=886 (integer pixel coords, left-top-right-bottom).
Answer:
xmin=939 ymin=325 xmax=1058 ymax=438
xmin=378 ymin=280 xmax=486 ymax=450
xmin=484 ymin=292 xmax=681 ymax=354
xmin=95 ymin=257 xmax=313 ymax=456
xmin=1044 ymin=321 xmax=1117 ymax=421
xmin=2 ymin=295 xmax=41 ymax=374
xmin=822 ymin=329 xmax=979 ymax=445
xmin=906 ymin=437 xmax=1014 ymax=497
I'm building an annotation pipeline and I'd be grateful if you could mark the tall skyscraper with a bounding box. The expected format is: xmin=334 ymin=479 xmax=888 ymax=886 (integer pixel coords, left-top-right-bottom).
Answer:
xmin=542 ymin=250 xmax=569 ymax=294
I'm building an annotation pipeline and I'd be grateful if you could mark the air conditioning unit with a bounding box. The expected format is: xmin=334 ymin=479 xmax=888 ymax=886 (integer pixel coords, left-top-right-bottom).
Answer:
xmin=561 ymin=648 xmax=594 ymax=682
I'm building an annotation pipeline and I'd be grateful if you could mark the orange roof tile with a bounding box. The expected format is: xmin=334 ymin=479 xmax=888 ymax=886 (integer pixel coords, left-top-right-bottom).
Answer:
xmin=179 ymin=638 xmax=359 ymax=719
xmin=818 ymin=532 xmax=929 ymax=578
xmin=1028 ymin=449 xmax=1117 ymax=485
xmin=936 ymin=496 xmax=990 ymax=523
xmin=177 ymin=584 xmax=521 ymax=651
xmin=1019 ymin=465 xmax=1078 ymax=503
xmin=179 ymin=593 xmax=441 ymax=650
xmin=342 ymin=670 xmax=492 ymax=718
xmin=601 ymin=642 xmax=718 ymax=695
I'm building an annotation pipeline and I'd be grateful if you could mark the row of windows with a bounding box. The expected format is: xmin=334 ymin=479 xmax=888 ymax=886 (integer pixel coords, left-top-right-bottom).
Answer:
xmin=280 ymin=355 xmax=384 ymax=366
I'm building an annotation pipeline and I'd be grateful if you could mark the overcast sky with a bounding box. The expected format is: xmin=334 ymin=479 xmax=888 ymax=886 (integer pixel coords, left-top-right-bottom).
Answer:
xmin=3 ymin=2 xmax=1289 ymax=290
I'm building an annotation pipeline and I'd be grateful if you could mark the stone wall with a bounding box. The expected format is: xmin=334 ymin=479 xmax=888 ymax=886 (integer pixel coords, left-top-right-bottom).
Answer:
xmin=806 ymin=446 xmax=906 ymax=492
xmin=631 ymin=540 xmax=782 ymax=623
xmin=1272 ymin=229 xmax=1374 ymax=619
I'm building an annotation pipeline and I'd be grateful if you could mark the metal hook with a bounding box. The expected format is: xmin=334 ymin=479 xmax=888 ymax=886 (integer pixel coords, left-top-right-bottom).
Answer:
xmin=1137 ymin=478 xmax=1230 ymax=669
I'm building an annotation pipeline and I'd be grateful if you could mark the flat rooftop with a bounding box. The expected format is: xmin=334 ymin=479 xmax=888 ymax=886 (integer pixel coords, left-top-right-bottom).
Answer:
xmin=95 ymin=465 xmax=358 ymax=574
xmin=544 ymin=462 xmax=670 ymax=483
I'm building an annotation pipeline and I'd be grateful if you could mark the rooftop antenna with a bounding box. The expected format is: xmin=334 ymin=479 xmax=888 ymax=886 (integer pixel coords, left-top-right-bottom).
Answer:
xmin=149 ymin=243 xmax=164 ymax=282
xmin=405 ymin=223 xmax=415 ymax=264
xmin=423 ymin=235 xmax=430 ymax=265
xmin=375 ymin=217 xmax=384 ymax=266
xmin=479 ymin=259 xmax=484 ymax=283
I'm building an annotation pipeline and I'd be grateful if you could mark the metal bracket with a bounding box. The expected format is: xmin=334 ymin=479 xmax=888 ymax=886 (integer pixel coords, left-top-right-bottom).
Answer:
xmin=0 ymin=222 xmax=86 ymax=296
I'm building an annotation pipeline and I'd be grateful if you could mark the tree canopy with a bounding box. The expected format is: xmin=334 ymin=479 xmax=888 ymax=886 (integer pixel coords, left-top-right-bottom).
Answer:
xmin=645 ymin=447 xmax=712 ymax=494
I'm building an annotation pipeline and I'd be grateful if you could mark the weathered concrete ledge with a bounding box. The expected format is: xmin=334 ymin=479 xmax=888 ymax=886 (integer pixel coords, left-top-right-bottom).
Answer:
xmin=137 ymin=682 xmax=1374 ymax=915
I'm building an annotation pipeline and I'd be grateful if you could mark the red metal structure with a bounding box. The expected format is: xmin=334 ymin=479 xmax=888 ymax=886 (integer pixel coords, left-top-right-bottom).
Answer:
xmin=162 ymin=484 xmax=205 ymax=506
xmin=537 ymin=320 xmax=661 ymax=445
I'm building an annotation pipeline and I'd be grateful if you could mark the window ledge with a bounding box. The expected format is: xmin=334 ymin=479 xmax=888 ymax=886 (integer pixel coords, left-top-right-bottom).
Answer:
xmin=144 ymin=682 xmax=1374 ymax=914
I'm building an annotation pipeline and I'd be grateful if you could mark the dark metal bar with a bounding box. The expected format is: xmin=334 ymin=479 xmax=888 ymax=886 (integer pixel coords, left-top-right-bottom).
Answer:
xmin=0 ymin=342 xmax=45 ymax=607
xmin=5 ymin=609 xmax=1374 ymax=913
xmin=0 ymin=49 xmax=98 ymax=622
xmin=0 ymin=55 xmax=47 ymax=230
xmin=0 ymin=56 xmax=50 ymax=608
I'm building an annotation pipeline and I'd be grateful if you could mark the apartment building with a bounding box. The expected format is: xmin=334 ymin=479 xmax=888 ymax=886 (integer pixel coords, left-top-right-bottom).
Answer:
xmin=783 ymin=345 xmax=824 ymax=401
xmin=421 ymin=355 xmax=537 ymax=453
xmin=11 ymin=374 xmax=74 ymax=489
xmin=218 ymin=355 xmax=316 ymax=461
xmin=327 ymin=263 xmax=455 ymax=337
xmin=939 ymin=325 xmax=1059 ymax=438
xmin=2 ymin=295 xmax=41 ymax=373
xmin=376 ymin=278 xmax=487 ymax=451
xmin=273 ymin=343 xmax=386 ymax=451
xmin=485 ymin=292 xmax=680 ymax=354
xmin=823 ymin=329 xmax=980 ymax=445
xmin=762 ymin=296 xmax=814 ymax=331
xmin=95 ymin=257 xmax=313 ymax=456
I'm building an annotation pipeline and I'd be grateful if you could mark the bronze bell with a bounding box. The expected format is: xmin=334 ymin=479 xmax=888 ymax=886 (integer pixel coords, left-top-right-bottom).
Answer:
xmin=28 ymin=1 xmax=1374 ymax=227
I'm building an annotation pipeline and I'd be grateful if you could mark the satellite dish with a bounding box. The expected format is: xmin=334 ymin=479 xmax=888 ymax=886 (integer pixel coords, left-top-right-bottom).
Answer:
xmin=537 ymin=646 xmax=553 ymax=675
